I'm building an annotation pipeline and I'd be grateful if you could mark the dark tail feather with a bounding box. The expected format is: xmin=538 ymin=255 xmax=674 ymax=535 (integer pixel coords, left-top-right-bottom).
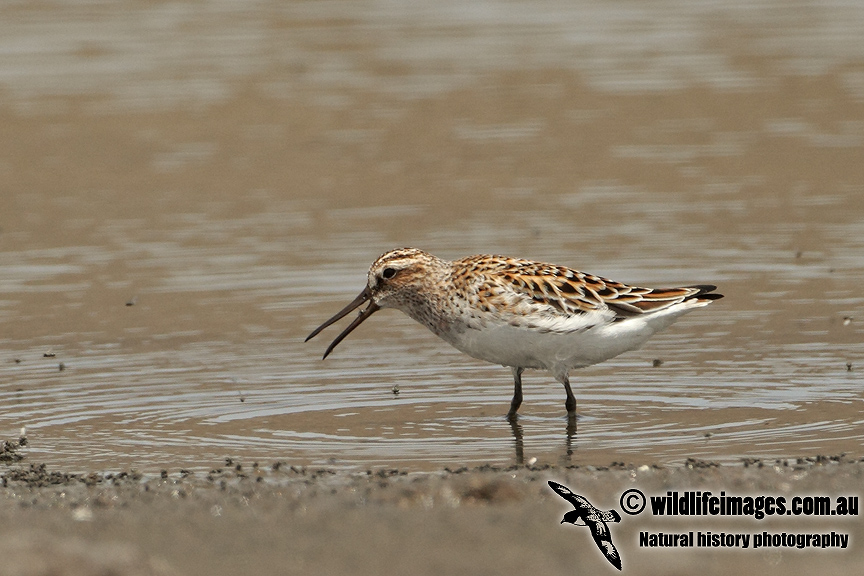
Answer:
xmin=686 ymin=285 xmax=724 ymax=301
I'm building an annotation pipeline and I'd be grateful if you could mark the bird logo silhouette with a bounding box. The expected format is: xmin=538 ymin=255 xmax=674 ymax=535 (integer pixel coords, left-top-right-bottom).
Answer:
xmin=549 ymin=481 xmax=622 ymax=570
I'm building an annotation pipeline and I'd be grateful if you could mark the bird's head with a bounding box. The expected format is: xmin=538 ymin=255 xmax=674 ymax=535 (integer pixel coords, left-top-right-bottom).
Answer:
xmin=305 ymin=248 xmax=447 ymax=358
xmin=561 ymin=510 xmax=585 ymax=525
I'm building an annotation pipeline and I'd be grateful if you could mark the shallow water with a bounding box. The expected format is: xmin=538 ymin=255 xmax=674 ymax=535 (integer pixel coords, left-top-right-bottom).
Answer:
xmin=1 ymin=0 xmax=863 ymax=473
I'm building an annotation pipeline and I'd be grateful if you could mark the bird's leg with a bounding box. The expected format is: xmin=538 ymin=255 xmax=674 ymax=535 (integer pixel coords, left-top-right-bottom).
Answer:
xmin=558 ymin=373 xmax=577 ymax=422
xmin=507 ymin=367 xmax=524 ymax=420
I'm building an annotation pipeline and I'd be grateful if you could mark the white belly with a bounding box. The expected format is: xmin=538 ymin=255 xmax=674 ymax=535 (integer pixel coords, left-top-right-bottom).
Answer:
xmin=436 ymin=303 xmax=698 ymax=376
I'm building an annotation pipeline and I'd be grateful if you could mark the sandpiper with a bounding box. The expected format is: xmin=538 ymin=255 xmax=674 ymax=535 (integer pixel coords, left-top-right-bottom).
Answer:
xmin=306 ymin=248 xmax=722 ymax=421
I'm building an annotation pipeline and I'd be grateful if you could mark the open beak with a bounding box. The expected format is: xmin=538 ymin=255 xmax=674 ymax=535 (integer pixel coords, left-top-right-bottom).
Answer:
xmin=305 ymin=286 xmax=380 ymax=359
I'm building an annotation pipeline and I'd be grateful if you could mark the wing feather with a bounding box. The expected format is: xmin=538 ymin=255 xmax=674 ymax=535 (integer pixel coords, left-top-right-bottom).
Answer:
xmin=454 ymin=256 xmax=722 ymax=333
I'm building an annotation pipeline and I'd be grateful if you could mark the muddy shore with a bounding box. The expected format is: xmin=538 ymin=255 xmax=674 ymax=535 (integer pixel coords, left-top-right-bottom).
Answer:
xmin=2 ymin=450 xmax=863 ymax=576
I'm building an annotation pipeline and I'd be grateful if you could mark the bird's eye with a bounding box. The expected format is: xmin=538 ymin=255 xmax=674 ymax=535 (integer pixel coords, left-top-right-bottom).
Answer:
xmin=382 ymin=267 xmax=397 ymax=279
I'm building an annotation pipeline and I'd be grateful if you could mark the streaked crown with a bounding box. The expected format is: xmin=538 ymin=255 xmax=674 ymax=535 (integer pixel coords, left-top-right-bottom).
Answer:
xmin=367 ymin=247 xmax=449 ymax=309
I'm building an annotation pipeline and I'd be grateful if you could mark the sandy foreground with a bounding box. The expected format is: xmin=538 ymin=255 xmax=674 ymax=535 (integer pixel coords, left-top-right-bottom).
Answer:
xmin=2 ymin=448 xmax=862 ymax=576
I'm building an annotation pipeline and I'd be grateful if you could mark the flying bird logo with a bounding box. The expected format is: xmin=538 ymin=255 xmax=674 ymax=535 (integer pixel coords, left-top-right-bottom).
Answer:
xmin=548 ymin=481 xmax=622 ymax=570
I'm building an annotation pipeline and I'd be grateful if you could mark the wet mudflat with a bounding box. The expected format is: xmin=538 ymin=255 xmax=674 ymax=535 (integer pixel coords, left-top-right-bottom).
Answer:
xmin=2 ymin=457 xmax=863 ymax=576
xmin=1 ymin=1 xmax=863 ymax=574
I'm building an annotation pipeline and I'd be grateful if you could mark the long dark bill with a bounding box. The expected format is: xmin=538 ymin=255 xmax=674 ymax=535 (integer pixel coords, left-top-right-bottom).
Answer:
xmin=305 ymin=286 xmax=380 ymax=359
